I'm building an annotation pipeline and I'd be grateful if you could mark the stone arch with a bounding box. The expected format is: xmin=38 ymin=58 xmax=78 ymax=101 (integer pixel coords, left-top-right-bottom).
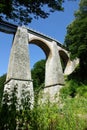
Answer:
xmin=29 ymin=38 xmax=51 ymax=58
xmin=59 ymin=50 xmax=69 ymax=73
xmin=28 ymin=37 xmax=52 ymax=88
xmin=4 ymin=26 xmax=65 ymax=103
xmin=28 ymin=38 xmax=64 ymax=87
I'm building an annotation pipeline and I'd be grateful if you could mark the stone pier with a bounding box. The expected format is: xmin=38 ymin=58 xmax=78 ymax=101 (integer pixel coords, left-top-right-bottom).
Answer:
xmin=43 ymin=41 xmax=64 ymax=102
xmin=4 ymin=27 xmax=34 ymax=106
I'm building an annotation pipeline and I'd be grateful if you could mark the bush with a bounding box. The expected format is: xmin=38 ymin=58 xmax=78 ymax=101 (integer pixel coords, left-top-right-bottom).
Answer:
xmin=60 ymin=79 xmax=87 ymax=98
xmin=0 ymin=85 xmax=87 ymax=130
xmin=0 ymin=74 xmax=6 ymax=105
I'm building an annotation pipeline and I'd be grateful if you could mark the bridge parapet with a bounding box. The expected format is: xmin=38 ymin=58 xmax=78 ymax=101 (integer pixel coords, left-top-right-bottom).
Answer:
xmin=0 ymin=20 xmax=67 ymax=50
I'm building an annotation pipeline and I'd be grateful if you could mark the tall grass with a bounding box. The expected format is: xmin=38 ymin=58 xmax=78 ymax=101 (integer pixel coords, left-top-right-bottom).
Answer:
xmin=0 ymin=82 xmax=87 ymax=130
xmin=0 ymin=74 xmax=87 ymax=130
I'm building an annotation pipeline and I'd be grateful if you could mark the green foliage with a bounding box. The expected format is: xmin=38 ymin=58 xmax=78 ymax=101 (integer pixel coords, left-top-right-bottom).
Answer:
xmin=60 ymin=79 xmax=78 ymax=98
xmin=31 ymin=59 xmax=46 ymax=90
xmin=60 ymin=78 xmax=87 ymax=99
xmin=0 ymin=85 xmax=17 ymax=130
xmin=77 ymin=84 xmax=87 ymax=98
xmin=0 ymin=74 xmax=6 ymax=105
xmin=59 ymin=97 xmax=87 ymax=130
xmin=64 ymin=0 xmax=87 ymax=80
xmin=0 ymin=63 xmax=87 ymax=130
xmin=0 ymin=84 xmax=32 ymax=130
xmin=0 ymin=82 xmax=87 ymax=130
xmin=0 ymin=66 xmax=87 ymax=130
xmin=0 ymin=0 xmax=64 ymax=25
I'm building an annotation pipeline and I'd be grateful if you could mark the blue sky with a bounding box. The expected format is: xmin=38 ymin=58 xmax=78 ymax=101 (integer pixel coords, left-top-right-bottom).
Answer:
xmin=0 ymin=0 xmax=79 ymax=76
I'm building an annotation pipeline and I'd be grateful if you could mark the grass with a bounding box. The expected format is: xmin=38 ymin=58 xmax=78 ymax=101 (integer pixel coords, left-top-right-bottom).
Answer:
xmin=0 ymin=73 xmax=87 ymax=130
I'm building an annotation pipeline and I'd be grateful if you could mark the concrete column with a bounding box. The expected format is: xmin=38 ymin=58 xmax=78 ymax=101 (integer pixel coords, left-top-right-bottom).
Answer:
xmin=4 ymin=27 xmax=34 ymax=106
xmin=45 ymin=41 xmax=64 ymax=87
xmin=6 ymin=27 xmax=31 ymax=81
xmin=43 ymin=41 xmax=64 ymax=102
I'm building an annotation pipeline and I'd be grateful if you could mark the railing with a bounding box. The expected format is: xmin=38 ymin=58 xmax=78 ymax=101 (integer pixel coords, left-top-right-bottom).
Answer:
xmin=0 ymin=20 xmax=17 ymax=34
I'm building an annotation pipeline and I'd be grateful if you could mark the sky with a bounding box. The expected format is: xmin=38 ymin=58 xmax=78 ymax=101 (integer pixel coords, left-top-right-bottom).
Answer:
xmin=0 ymin=0 xmax=80 ymax=76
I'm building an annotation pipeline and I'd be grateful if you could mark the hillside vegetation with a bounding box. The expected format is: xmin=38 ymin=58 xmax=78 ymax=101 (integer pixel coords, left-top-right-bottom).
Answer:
xmin=0 ymin=64 xmax=87 ymax=130
xmin=0 ymin=74 xmax=6 ymax=104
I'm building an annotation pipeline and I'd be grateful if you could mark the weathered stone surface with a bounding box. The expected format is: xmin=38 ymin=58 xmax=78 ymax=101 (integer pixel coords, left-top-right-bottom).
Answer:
xmin=4 ymin=27 xmax=34 ymax=106
xmin=4 ymin=79 xmax=34 ymax=106
xmin=45 ymin=41 xmax=64 ymax=87
xmin=40 ymin=85 xmax=63 ymax=103
xmin=64 ymin=58 xmax=79 ymax=75
xmin=6 ymin=27 xmax=31 ymax=81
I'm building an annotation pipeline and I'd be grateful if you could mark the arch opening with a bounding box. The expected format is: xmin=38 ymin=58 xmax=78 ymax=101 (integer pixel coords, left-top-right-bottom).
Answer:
xmin=29 ymin=39 xmax=51 ymax=90
xmin=29 ymin=39 xmax=50 ymax=59
xmin=59 ymin=50 xmax=69 ymax=73
xmin=29 ymin=44 xmax=46 ymax=69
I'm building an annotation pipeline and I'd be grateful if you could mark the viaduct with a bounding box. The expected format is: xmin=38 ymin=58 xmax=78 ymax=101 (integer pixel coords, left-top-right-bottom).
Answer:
xmin=0 ymin=21 xmax=79 ymax=102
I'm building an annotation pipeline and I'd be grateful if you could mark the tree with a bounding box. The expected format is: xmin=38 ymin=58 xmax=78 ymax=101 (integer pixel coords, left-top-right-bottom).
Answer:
xmin=31 ymin=59 xmax=46 ymax=90
xmin=0 ymin=0 xmax=64 ymax=25
xmin=64 ymin=0 xmax=87 ymax=80
xmin=0 ymin=74 xmax=6 ymax=105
